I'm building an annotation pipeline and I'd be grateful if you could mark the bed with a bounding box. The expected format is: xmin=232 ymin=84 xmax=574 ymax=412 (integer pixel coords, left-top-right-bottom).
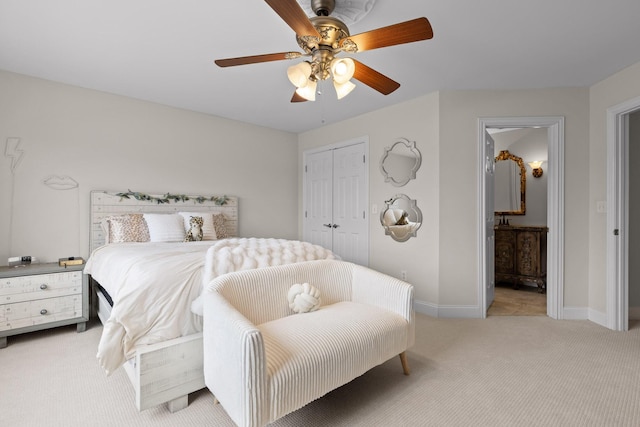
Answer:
xmin=85 ymin=191 xmax=336 ymax=413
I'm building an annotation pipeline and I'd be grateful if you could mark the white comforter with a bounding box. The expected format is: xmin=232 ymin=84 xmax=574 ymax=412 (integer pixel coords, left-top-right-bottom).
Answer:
xmin=85 ymin=238 xmax=336 ymax=375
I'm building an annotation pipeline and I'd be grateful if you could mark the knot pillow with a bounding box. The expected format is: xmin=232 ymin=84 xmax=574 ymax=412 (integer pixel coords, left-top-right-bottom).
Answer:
xmin=288 ymin=283 xmax=321 ymax=314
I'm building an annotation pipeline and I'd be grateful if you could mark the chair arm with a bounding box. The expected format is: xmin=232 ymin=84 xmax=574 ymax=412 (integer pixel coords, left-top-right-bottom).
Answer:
xmin=351 ymin=265 xmax=414 ymax=319
xmin=203 ymin=292 xmax=267 ymax=427
xmin=351 ymin=265 xmax=415 ymax=347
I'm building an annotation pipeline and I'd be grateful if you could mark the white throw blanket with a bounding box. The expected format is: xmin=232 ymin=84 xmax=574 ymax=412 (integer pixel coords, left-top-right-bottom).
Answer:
xmin=191 ymin=238 xmax=337 ymax=315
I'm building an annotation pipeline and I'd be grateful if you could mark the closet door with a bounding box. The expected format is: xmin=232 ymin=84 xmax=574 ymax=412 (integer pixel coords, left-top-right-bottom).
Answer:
xmin=332 ymin=143 xmax=368 ymax=265
xmin=305 ymin=149 xmax=333 ymax=250
xmin=304 ymin=142 xmax=369 ymax=265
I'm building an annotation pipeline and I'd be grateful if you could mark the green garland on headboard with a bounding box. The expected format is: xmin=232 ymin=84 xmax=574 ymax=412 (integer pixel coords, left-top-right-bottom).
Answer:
xmin=115 ymin=190 xmax=229 ymax=206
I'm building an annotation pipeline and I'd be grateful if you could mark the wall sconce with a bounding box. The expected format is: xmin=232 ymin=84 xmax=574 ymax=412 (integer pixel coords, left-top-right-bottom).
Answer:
xmin=528 ymin=161 xmax=544 ymax=178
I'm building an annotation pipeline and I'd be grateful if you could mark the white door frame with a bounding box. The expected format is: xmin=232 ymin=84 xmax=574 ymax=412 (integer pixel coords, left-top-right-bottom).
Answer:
xmin=606 ymin=96 xmax=640 ymax=331
xmin=478 ymin=117 xmax=565 ymax=319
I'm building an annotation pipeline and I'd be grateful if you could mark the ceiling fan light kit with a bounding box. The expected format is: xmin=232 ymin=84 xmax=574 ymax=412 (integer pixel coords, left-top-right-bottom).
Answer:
xmin=334 ymin=79 xmax=356 ymax=99
xmin=331 ymin=57 xmax=355 ymax=84
xmin=215 ymin=0 xmax=433 ymax=103
xmin=287 ymin=61 xmax=313 ymax=87
xmin=295 ymin=79 xmax=318 ymax=101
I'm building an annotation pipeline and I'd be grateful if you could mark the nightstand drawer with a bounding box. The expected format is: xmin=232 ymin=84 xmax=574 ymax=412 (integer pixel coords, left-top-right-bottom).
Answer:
xmin=0 ymin=263 xmax=88 ymax=348
xmin=0 ymin=294 xmax=83 ymax=331
xmin=0 ymin=271 xmax=82 ymax=303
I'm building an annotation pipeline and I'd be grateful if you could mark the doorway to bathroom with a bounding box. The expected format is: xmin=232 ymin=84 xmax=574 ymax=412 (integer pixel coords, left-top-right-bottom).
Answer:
xmin=478 ymin=117 xmax=565 ymax=319
xmin=488 ymin=126 xmax=548 ymax=315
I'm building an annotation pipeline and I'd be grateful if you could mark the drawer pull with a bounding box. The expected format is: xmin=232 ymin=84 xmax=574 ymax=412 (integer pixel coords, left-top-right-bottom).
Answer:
xmin=40 ymin=284 xmax=48 ymax=290
xmin=40 ymin=309 xmax=48 ymax=315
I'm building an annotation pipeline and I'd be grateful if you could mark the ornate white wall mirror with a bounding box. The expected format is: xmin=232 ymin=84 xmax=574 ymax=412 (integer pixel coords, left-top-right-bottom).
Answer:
xmin=380 ymin=194 xmax=422 ymax=242
xmin=380 ymin=138 xmax=422 ymax=187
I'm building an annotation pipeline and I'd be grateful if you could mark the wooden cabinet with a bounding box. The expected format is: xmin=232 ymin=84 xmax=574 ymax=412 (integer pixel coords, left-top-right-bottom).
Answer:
xmin=0 ymin=263 xmax=88 ymax=348
xmin=495 ymin=225 xmax=548 ymax=292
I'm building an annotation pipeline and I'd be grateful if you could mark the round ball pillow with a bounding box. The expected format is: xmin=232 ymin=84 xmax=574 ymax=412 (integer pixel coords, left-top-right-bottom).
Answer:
xmin=287 ymin=282 xmax=321 ymax=313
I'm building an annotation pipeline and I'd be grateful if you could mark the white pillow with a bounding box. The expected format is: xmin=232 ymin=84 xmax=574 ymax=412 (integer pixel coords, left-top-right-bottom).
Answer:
xmin=143 ymin=213 xmax=185 ymax=242
xmin=287 ymin=283 xmax=321 ymax=314
xmin=178 ymin=212 xmax=217 ymax=240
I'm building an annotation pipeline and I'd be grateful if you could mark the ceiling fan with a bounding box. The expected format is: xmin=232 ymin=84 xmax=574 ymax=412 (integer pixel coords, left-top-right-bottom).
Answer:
xmin=214 ymin=0 xmax=433 ymax=102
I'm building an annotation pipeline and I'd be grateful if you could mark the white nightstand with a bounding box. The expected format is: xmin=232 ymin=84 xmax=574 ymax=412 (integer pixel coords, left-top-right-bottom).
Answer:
xmin=0 ymin=262 xmax=89 ymax=348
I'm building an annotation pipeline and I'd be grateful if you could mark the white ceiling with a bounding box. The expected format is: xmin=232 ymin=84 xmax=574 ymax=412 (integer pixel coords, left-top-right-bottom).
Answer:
xmin=2 ymin=1 xmax=640 ymax=134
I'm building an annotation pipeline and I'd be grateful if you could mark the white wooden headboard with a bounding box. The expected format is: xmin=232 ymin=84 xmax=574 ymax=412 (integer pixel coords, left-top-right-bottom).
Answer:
xmin=89 ymin=190 xmax=238 ymax=253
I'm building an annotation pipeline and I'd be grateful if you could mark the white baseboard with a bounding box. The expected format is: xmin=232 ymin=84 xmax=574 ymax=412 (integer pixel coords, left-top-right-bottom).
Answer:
xmin=414 ymin=300 xmax=481 ymax=318
xmin=587 ymin=308 xmax=607 ymax=328
xmin=562 ymin=306 xmax=589 ymax=320
xmin=413 ymin=300 xmax=438 ymax=317
xmin=414 ymin=299 xmax=615 ymax=328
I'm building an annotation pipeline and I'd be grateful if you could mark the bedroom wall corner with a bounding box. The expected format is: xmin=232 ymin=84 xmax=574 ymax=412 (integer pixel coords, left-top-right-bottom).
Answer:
xmin=0 ymin=70 xmax=299 ymax=263
xmin=0 ymin=135 xmax=13 ymax=264
xmin=438 ymin=88 xmax=590 ymax=313
xmin=588 ymin=60 xmax=640 ymax=315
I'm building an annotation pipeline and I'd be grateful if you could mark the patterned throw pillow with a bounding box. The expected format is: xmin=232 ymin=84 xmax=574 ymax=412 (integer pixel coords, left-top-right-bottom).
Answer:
xmin=107 ymin=214 xmax=150 ymax=243
xmin=212 ymin=213 xmax=229 ymax=239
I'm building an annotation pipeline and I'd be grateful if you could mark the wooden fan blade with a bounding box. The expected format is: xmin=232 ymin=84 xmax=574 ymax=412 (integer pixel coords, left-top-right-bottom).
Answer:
xmin=291 ymin=91 xmax=307 ymax=103
xmin=265 ymin=0 xmax=320 ymax=37
xmin=352 ymin=59 xmax=400 ymax=95
xmin=343 ymin=17 xmax=433 ymax=52
xmin=215 ymin=52 xmax=300 ymax=67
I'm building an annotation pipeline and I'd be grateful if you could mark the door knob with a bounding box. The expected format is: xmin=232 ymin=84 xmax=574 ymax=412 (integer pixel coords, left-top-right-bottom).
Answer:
xmin=332 ymin=224 xmax=339 ymax=228
xmin=323 ymin=223 xmax=332 ymax=228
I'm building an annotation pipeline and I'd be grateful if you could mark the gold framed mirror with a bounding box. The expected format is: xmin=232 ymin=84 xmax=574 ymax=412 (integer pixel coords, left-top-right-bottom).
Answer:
xmin=494 ymin=150 xmax=526 ymax=216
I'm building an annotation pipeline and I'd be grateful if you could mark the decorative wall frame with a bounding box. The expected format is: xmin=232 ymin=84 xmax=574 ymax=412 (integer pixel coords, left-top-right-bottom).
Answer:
xmin=380 ymin=194 xmax=422 ymax=242
xmin=380 ymin=138 xmax=422 ymax=187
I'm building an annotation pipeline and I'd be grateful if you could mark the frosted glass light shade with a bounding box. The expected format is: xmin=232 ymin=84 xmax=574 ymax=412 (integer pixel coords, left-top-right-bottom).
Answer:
xmin=287 ymin=62 xmax=312 ymax=88
xmin=528 ymin=161 xmax=543 ymax=169
xmin=296 ymin=79 xmax=317 ymax=101
xmin=330 ymin=58 xmax=355 ymax=84
xmin=334 ymin=80 xmax=356 ymax=99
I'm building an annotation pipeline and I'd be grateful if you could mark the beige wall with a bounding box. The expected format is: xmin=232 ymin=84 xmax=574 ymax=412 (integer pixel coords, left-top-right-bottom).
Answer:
xmin=5 ymin=57 xmax=640 ymax=320
xmin=589 ymin=61 xmax=640 ymax=315
xmin=298 ymin=93 xmax=441 ymax=308
xmin=299 ymin=62 xmax=640 ymax=319
xmin=0 ymin=70 xmax=299 ymax=263
xmin=439 ymin=89 xmax=590 ymax=310
xmin=300 ymin=87 xmax=591 ymax=315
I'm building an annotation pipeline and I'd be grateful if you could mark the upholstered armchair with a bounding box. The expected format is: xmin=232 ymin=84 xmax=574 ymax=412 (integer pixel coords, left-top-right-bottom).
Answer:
xmin=202 ymin=259 xmax=414 ymax=427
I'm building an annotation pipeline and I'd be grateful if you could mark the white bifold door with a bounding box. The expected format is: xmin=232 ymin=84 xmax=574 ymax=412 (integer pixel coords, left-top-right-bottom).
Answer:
xmin=303 ymin=142 xmax=369 ymax=266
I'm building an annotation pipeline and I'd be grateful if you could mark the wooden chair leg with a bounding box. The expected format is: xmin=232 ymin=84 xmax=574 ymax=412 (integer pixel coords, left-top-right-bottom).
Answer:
xmin=399 ymin=352 xmax=410 ymax=375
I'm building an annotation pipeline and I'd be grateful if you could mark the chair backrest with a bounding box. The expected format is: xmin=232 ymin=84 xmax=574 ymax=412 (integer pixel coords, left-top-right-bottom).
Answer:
xmin=210 ymin=260 xmax=355 ymax=325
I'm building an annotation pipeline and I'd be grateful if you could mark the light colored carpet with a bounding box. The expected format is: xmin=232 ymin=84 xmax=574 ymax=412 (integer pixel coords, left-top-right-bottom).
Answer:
xmin=1 ymin=314 xmax=639 ymax=427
